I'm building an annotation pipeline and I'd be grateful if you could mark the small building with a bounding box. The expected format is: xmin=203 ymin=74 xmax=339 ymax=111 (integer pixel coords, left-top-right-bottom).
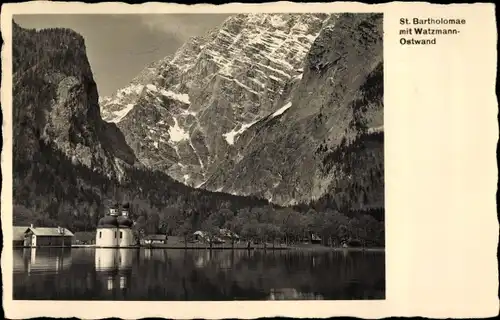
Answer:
xmin=24 ymin=226 xmax=74 ymax=247
xmin=219 ymin=228 xmax=240 ymax=241
xmin=193 ymin=230 xmax=224 ymax=244
xmin=166 ymin=236 xmax=184 ymax=245
xmin=142 ymin=234 xmax=167 ymax=245
xmin=311 ymin=233 xmax=322 ymax=244
xmin=193 ymin=230 xmax=207 ymax=242
xmin=13 ymin=226 xmax=30 ymax=247
xmin=73 ymin=231 xmax=97 ymax=245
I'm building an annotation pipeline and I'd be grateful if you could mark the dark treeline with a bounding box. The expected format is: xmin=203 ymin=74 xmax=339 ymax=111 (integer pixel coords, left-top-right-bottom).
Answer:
xmin=14 ymin=138 xmax=384 ymax=247
xmin=320 ymin=129 xmax=384 ymax=213
xmin=319 ymin=60 xmax=384 ymax=214
xmin=13 ymin=23 xmax=92 ymax=77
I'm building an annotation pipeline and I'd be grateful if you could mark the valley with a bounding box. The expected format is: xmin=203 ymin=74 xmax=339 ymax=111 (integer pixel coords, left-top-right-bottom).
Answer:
xmin=11 ymin=13 xmax=384 ymax=248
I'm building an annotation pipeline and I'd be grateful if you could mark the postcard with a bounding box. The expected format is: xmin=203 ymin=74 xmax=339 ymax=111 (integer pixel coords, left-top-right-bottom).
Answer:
xmin=1 ymin=1 xmax=498 ymax=319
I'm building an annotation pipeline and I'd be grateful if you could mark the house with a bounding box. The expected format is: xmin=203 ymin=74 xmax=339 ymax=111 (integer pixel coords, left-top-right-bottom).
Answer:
xmin=219 ymin=228 xmax=240 ymax=241
xmin=166 ymin=236 xmax=184 ymax=245
xmin=301 ymin=232 xmax=322 ymax=244
xmin=311 ymin=233 xmax=321 ymax=244
xmin=24 ymin=226 xmax=74 ymax=247
xmin=13 ymin=226 xmax=30 ymax=247
xmin=193 ymin=230 xmax=208 ymax=242
xmin=193 ymin=230 xmax=225 ymax=244
xmin=142 ymin=234 xmax=167 ymax=245
xmin=73 ymin=231 xmax=97 ymax=245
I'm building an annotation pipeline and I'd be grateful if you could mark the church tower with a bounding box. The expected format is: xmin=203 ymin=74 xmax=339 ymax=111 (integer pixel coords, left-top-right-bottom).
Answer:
xmin=96 ymin=203 xmax=120 ymax=248
xmin=117 ymin=202 xmax=135 ymax=247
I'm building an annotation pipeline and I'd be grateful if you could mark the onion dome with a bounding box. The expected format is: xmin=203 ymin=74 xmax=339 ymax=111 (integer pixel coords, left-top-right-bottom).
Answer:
xmin=117 ymin=215 xmax=133 ymax=228
xmin=98 ymin=215 xmax=119 ymax=228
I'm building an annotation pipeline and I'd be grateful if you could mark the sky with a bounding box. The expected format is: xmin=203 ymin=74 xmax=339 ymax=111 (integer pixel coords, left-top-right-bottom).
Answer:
xmin=14 ymin=14 xmax=231 ymax=96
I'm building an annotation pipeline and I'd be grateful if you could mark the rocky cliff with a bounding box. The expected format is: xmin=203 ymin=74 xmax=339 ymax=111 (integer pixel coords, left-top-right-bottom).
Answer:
xmin=100 ymin=13 xmax=334 ymax=187
xmin=11 ymin=22 xmax=271 ymax=231
xmin=11 ymin=13 xmax=384 ymax=233
xmin=203 ymin=13 xmax=384 ymax=209
xmin=12 ymin=23 xmax=138 ymax=181
xmin=101 ymin=13 xmax=384 ymax=210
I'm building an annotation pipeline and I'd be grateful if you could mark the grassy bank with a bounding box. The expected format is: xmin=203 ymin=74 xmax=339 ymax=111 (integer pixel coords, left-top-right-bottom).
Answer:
xmin=141 ymin=241 xmax=289 ymax=250
xmin=138 ymin=242 xmax=384 ymax=252
xmin=68 ymin=241 xmax=385 ymax=252
xmin=288 ymin=244 xmax=385 ymax=252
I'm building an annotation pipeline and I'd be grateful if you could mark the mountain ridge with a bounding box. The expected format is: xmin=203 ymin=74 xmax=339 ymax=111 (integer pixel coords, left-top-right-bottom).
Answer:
xmin=11 ymin=21 xmax=275 ymax=233
xmin=98 ymin=13 xmax=383 ymax=210
xmin=100 ymin=13 xmax=335 ymax=188
xmin=11 ymin=15 xmax=384 ymax=247
xmin=198 ymin=14 xmax=383 ymax=207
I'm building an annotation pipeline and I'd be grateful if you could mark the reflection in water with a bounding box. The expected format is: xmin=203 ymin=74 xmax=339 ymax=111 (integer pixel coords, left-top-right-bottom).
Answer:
xmin=95 ymin=248 xmax=133 ymax=272
xmin=14 ymin=248 xmax=385 ymax=300
xmin=268 ymin=288 xmax=324 ymax=300
xmin=13 ymin=248 xmax=72 ymax=274
xmin=195 ymin=250 xmax=212 ymax=268
xmin=95 ymin=249 xmax=134 ymax=293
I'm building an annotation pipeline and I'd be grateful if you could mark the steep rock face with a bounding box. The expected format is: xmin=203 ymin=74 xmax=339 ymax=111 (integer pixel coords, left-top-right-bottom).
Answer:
xmin=99 ymin=59 xmax=164 ymax=122
xmin=11 ymin=22 xmax=273 ymax=231
xmin=203 ymin=13 xmax=384 ymax=209
xmin=12 ymin=23 xmax=137 ymax=180
xmin=100 ymin=13 xmax=333 ymax=187
xmin=12 ymin=22 xmax=139 ymax=229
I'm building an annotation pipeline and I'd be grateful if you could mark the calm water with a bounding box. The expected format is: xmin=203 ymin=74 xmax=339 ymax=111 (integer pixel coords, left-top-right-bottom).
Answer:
xmin=13 ymin=248 xmax=385 ymax=300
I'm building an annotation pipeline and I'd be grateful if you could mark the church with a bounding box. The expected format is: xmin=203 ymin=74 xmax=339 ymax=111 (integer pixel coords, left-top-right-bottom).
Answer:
xmin=96 ymin=203 xmax=136 ymax=248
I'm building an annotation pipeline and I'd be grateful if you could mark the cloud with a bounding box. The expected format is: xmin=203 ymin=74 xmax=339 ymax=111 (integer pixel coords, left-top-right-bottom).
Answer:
xmin=139 ymin=14 xmax=230 ymax=42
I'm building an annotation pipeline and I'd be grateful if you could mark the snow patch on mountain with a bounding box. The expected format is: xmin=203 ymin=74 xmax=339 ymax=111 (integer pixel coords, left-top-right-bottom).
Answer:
xmin=233 ymin=79 xmax=259 ymax=96
xmin=223 ymin=120 xmax=259 ymax=145
xmin=106 ymin=103 xmax=135 ymax=123
xmin=169 ymin=118 xmax=189 ymax=142
xmin=99 ymin=13 xmax=333 ymax=189
xmin=160 ymin=89 xmax=191 ymax=104
xmin=117 ymin=84 xmax=144 ymax=97
xmin=181 ymin=109 xmax=197 ymax=116
xmin=271 ymin=101 xmax=292 ymax=118
xmin=146 ymin=83 xmax=191 ymax=104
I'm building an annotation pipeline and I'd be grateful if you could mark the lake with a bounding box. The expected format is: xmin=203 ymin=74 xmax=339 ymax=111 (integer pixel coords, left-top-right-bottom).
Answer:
xmin=13 ymin=247 xmax=385 ymax=300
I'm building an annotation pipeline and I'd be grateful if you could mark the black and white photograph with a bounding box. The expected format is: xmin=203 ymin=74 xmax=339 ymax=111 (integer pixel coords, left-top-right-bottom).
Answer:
xmin=10 ymin=10 xmax=384 ymax=301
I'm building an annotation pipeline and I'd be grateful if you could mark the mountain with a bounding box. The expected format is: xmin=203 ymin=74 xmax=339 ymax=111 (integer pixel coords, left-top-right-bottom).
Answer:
xmin=101 ymin=13 xmax=384 ymax=210
xmin=11 ymin=15 xmax=384 ymax=247
xmin=11 ymin=22 xmax=270 ymax=232
xmin=100 ymin=13 xmax=334 ymax=188
xmin=12 ymin=23 xmax=138 ymax=182
xmin=204 ymin=13 xmax=384 ymax=209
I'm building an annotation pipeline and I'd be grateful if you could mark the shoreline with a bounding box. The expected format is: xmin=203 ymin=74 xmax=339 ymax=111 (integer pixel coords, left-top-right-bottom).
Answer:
xmin=288 ymin=246 xmax=385 ymax=252
xmin=16 ymin=244 xmax=385 ymax=252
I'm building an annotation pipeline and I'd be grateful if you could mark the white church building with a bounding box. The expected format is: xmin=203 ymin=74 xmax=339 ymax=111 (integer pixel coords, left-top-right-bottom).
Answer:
xmin=96 ymin=203 xmax=136 ymax=248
